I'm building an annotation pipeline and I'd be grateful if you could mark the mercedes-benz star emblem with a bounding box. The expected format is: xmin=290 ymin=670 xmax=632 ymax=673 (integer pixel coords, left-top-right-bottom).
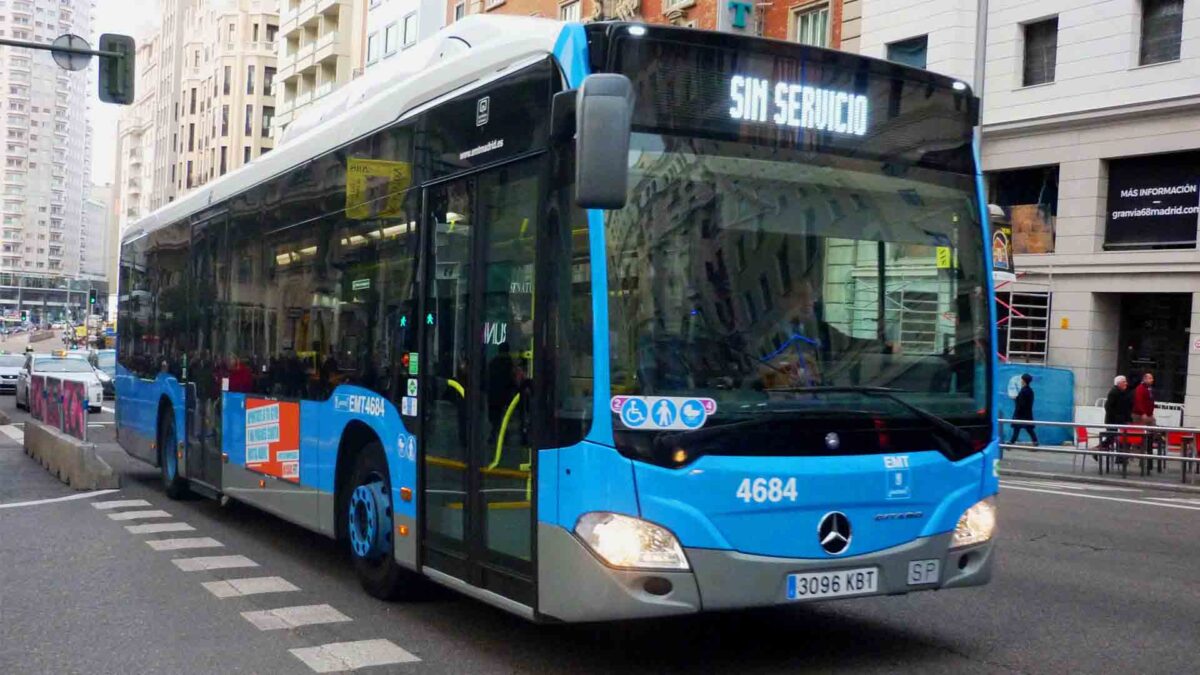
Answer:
xmin=824 ymin=432 xmax=840 ymax=450
xmin=818 ymin=511 xmax=852 ymax=555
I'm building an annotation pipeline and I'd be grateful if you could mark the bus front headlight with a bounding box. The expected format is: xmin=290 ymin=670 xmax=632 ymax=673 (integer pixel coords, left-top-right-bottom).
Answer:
xmin=574 ymin=512 xmax=689 ymax=570
xmin=951 ymin=497 xmax=996 ymax=549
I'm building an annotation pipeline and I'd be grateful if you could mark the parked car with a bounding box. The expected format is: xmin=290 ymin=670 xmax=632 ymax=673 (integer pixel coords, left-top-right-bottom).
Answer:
xmin=89 ymin=349 xmax=116 ymax=399
xmin=15 ymin=354 xmax=104 ymax=413
xmin=0 ymin=353 xmax=22 ymax=394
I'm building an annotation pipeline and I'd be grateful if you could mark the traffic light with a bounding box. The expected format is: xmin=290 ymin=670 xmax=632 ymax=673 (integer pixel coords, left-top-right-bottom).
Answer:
xmin=19 ymin=310 xmax=28 ymax=323
xmin=88 ymin=289 xmax=98 ymax=309
xmin=98 ymin=34 xmax=135 ymax=105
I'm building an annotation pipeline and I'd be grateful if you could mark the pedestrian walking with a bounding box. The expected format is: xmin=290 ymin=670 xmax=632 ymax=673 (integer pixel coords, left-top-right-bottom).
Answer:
xmin=1101 ymin=374 xmax=1133 ymax=458
xmin=1132 ymin=372 xmax=1156 ymax=425
xmin=1009 ymin=373 xmax=1038 ymax=445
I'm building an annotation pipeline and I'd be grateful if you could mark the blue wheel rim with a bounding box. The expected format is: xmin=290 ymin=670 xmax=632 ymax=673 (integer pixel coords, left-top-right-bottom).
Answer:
xmin=349 ymin=479 xmax=392 ymax=561
xmin=164 ymin=424 xmax=177 ymax=480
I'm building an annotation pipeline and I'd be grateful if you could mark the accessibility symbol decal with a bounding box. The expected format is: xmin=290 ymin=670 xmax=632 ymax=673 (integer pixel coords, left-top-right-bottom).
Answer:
xmin=612 ymin=396 xmax=716 ymax=430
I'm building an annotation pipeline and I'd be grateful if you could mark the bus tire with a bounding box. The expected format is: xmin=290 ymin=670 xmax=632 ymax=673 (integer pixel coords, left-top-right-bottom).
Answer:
xmin=158 ymin=407 xmax=188 ymax=500
xmin=345 ymin=441 xmax=411 ymax=600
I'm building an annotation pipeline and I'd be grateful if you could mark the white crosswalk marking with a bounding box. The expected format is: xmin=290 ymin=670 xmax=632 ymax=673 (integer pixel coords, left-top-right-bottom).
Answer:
xmin=241 ymin=604 xmax=351 ymax=631
xmin=0 ymin=425 xmax=24 ymax=442
xmin=290 ymin=640 xmax=420 ymax=672
xmin=107 ymin=509 xmax=172 ymax=521
xmin=202 ymin=576 xmax=300 ymax=598
xmin=172 ymin=555 xmax=258 ymax=572
xmin=126 ymin=522 xmax=195 ymax=534
xmin=101 ymin=406 xmax=115 ymax=414
xmin=145 ymin=537 xmax=224 ymax=551
xmin=92 ymin=499 xmax=152 ymax=510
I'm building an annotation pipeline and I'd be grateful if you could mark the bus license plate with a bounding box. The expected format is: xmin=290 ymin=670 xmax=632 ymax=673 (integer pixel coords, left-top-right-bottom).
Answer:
xmin=786 ymin=567 xmax=878 ymax=601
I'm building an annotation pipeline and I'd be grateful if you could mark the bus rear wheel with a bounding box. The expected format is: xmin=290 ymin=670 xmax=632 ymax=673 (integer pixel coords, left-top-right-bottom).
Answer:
xmin=346 ymin=442 xmax=411 ymax=600
xmin=158 ymin=409 xmax=187 ymax=500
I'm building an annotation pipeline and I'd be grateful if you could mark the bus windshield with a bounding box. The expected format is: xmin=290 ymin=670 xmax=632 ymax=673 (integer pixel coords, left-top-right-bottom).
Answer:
xmin=606 ymin=132 xmax=989 ymax=453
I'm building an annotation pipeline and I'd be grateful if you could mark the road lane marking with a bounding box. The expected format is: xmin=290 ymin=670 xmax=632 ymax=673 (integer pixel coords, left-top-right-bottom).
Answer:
xmin=173 ymin=555 xmax=259 ymax=572
xmin=146 ymin=537 xmax=224 ymax=551
xmin=101 ymin=406 xmax=115 ymax=414
xmin=92 ymin=499 xmax=152 ymax=510
xmin=241 ymin=604 xmax=351 ymax=631
xmin=290 ymin=640 xmax=420 ymax=672
xmin=0 ymin=489 xmax=120 ymax=510
xmin=202 ymin=576 xmax=300 ymax=598
xmin=1145 ymin=497 xmax=1200 ymax=506
xmin=126 ymin=522 xmax=196 ymax=534
xmin=107 ymin=509 xmax=173 ymax=521
xmin=1002 ymin=479 xmax=1141 ymax=493
xmin=0 ymin=424 xmax=24 ymax=442
xmin=1003 ymin=485 xmax=1200 ymax=511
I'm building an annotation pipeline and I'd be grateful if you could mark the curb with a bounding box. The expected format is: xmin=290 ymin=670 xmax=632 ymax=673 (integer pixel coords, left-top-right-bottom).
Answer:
xmin=1000 ymin=468 xmax=1200 ymax=495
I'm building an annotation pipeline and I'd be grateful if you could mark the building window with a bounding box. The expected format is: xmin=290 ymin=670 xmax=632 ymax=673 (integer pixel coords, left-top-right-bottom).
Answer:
xmin=1140 ymin=0 xmax=1183 ymax=65
xmin=367 ymin=32 xmax=379 ymax=63
xmin=267 ymin=24 xmax=277 ymax=43
xmin=220 ymin=146 xmax=227 ymax=175
xmin=247 ymin=65 xmax=255 ymax=94
xmin=244 ymin=146 xmax=251 ymax=163
xmin=1022 ymin=18 xmax=1057 ymax=86
xmin=245 ymin=104 xmax=253 ymax=135
xmin=384 ymin=22 xmax=399 ymax=55
xmin=252 ymin=23 xmax=259 ymax=42
xmin=221 ymin=104 xmax=229 ymax=136
xmin=264 ymin=66 xmax=275 ymax=97
xmin=792 ymin=5 xmax=829 ymax=48
xmin=190 ymin=88 xmax=196 ymax=114
xmin=262 ymin=106 xmax=273 ymax=137
xmin=558 ymin=0 xmax=580 ymax=21
xmin=228 ymin=22 xmax=235 ymax=42
xmin=188 ymin=123 xmax=194 ymax=151
xmin=987 ymin=166 xmax=1059 ymax=255
xmin=403 ymin=13 xmax=417 ymax=47
xmin=223 ymin=65 xmax=231 ymax=95
xmin=454 ymin=3 xmax=466 ymax=21
xmin=887 ymin=35 xmax=928 ymax=69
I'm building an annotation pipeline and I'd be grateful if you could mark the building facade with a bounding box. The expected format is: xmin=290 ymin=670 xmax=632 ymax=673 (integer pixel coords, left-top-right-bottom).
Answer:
xmin=364 ymin=0 xmax=441 ymax=72
xmin=113 ymin=27 xmax=161 ymax=234
xmin=859 ymin=0 xmax=1200 ymax=425
xmin=447 ymin=0 xmax=851 ymax=49
xmin=0 ymin=0 xmax=100 ymax=323
xmin=274 ymin=0 xmax=362 ymax=134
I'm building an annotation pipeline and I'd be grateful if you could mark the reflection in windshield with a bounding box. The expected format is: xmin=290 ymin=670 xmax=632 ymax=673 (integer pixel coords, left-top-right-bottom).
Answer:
xmin=36 ymin=359 xmax=94 ymax=373
xmin=0 ymin=356 xmax=23 ymax=367
xmin=606 ymin=134 xmax=989 ymax=424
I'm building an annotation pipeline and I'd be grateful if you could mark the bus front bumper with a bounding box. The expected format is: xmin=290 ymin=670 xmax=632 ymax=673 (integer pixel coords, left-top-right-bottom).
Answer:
xmin=537 ymin=523 xmax=993 ymax=622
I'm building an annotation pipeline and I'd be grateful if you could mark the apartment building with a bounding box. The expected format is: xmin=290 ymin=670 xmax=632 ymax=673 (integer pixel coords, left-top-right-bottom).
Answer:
xmin=275 ymin=0 xmax=362 ymax=134
xmin=363 ymin=0 xmax=440 ymax=72
xmin=447 ymin=0 xmax=853 ymax=48
xmin=859 ymin=0 xmax=1200 ymax=424
xmin=113 ymin=28 xmax=160 ymax=234
xmin=0 ymin=0 xmax=99 ymax=323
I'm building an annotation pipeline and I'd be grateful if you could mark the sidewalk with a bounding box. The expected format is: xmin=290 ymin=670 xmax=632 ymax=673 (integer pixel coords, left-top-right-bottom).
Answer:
xmin=1000 ymin=446 xmax=1200 ymax=494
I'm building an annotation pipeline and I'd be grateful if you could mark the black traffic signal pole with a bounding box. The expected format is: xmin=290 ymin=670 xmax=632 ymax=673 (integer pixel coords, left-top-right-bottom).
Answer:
xmin=0 ymin=36 xmax=122 ymax=60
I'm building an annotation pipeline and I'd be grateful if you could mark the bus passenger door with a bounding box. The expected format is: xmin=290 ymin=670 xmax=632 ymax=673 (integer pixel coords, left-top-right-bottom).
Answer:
xmin=421 ymin=160 xmax=538 ymax=606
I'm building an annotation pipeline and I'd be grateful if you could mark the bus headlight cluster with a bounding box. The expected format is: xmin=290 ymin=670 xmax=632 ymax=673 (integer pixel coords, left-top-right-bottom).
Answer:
xmin=575 ymin=512 xmax=689 ymax=570
xmin=951 ymin=498 xmax=996 ymax=549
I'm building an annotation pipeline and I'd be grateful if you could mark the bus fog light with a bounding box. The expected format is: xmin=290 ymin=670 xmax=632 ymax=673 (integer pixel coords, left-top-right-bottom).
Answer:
xmin=574 ymin=512 xmax=689 ymax=570
xmin=951 ymin=498 xmax=996 ymax=549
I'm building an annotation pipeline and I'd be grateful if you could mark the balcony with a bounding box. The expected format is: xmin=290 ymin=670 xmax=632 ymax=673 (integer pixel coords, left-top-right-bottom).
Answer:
xmin=317 ymin=0 xmax=341 ymax=14
xmin=314 ymin=81 xmax=334 ymax=100
xmin=315 ymin=31 xmax=339 ymax=63
xmin=278 ymin=97 xmax=294 ymax=115
xmin=9 ymin=60 xmax=31 ymax=73
xmin=296 ymin=90 xmax=313 ymax=107
xmin=278 ymin=61 xmax=297 ymax=81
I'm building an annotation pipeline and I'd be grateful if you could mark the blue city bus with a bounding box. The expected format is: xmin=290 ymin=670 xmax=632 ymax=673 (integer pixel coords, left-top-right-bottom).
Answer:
xmin=115 ymin=16 xmax=998 ymax=622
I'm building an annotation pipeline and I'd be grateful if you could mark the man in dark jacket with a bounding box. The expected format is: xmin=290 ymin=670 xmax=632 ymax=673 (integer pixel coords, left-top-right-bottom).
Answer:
xmin=1102 ymin=375 xmax=1133 ymax=451
xmin=1008 ymin=373 xmax=1038 ymax=444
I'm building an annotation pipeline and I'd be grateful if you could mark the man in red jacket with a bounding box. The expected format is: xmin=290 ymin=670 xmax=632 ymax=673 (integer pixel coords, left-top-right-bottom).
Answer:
xmin=1131 ymin=372 xmax=1155 ymax=425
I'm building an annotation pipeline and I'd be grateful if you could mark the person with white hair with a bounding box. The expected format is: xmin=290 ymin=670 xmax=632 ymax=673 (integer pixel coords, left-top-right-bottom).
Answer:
xmin=1102 ymin=374 xmax=1133 ymax=451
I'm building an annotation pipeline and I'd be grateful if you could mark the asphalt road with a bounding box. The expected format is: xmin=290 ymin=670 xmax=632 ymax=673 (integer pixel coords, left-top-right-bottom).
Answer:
xmin=1 ymin=394 xmax=1198 ymax=674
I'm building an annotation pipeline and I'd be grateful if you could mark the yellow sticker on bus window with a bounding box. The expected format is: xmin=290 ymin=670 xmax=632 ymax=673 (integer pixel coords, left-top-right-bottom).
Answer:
xmin=345 ymin=158 xmax=412 ymax=220
xmin=935 ymin=247 xmax=952 ymax=269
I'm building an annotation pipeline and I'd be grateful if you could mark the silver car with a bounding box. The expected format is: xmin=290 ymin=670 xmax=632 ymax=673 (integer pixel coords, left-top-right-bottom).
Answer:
xmin=15 ymin=354 xmax=104 ymax=413
xmin=0 ymin=353 xmax=21 ymax=394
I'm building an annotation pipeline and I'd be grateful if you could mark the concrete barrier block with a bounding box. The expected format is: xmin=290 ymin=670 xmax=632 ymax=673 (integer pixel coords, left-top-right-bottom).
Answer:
xmin=23 ymin=420 xmax=119 ymax=491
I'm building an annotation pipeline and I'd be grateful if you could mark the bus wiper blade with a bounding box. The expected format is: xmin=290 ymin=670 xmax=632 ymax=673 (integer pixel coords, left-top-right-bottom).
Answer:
xmin=765 ymin=386 xmax=974 ymax=449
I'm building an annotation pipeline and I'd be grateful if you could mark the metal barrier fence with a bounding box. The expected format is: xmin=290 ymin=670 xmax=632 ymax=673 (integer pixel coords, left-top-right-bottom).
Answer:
xmin=998 ymin=418 xmax=1199 ymax=483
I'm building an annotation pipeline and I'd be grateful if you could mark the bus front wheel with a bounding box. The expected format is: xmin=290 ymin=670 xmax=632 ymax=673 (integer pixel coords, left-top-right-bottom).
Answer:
xmin=158 ymin=408 xmax=187 ymax=500
xmin=345 ymin=441 xmax=411 ymax=600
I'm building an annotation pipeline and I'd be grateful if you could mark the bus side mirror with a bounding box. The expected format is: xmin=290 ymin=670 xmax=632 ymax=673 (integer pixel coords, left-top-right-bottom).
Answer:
xmin=575 ymin=74 xmax=634 ymax=210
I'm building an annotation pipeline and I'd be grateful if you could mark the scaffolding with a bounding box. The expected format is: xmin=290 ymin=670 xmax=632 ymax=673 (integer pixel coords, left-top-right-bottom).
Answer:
xmin=995 ymin=271 xmax=1051 ymax=364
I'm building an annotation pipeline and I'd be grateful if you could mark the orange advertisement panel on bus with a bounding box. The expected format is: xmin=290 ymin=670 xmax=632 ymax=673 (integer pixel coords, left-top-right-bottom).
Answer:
xmin=244 ymin=398 xmax=301 ymax=484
